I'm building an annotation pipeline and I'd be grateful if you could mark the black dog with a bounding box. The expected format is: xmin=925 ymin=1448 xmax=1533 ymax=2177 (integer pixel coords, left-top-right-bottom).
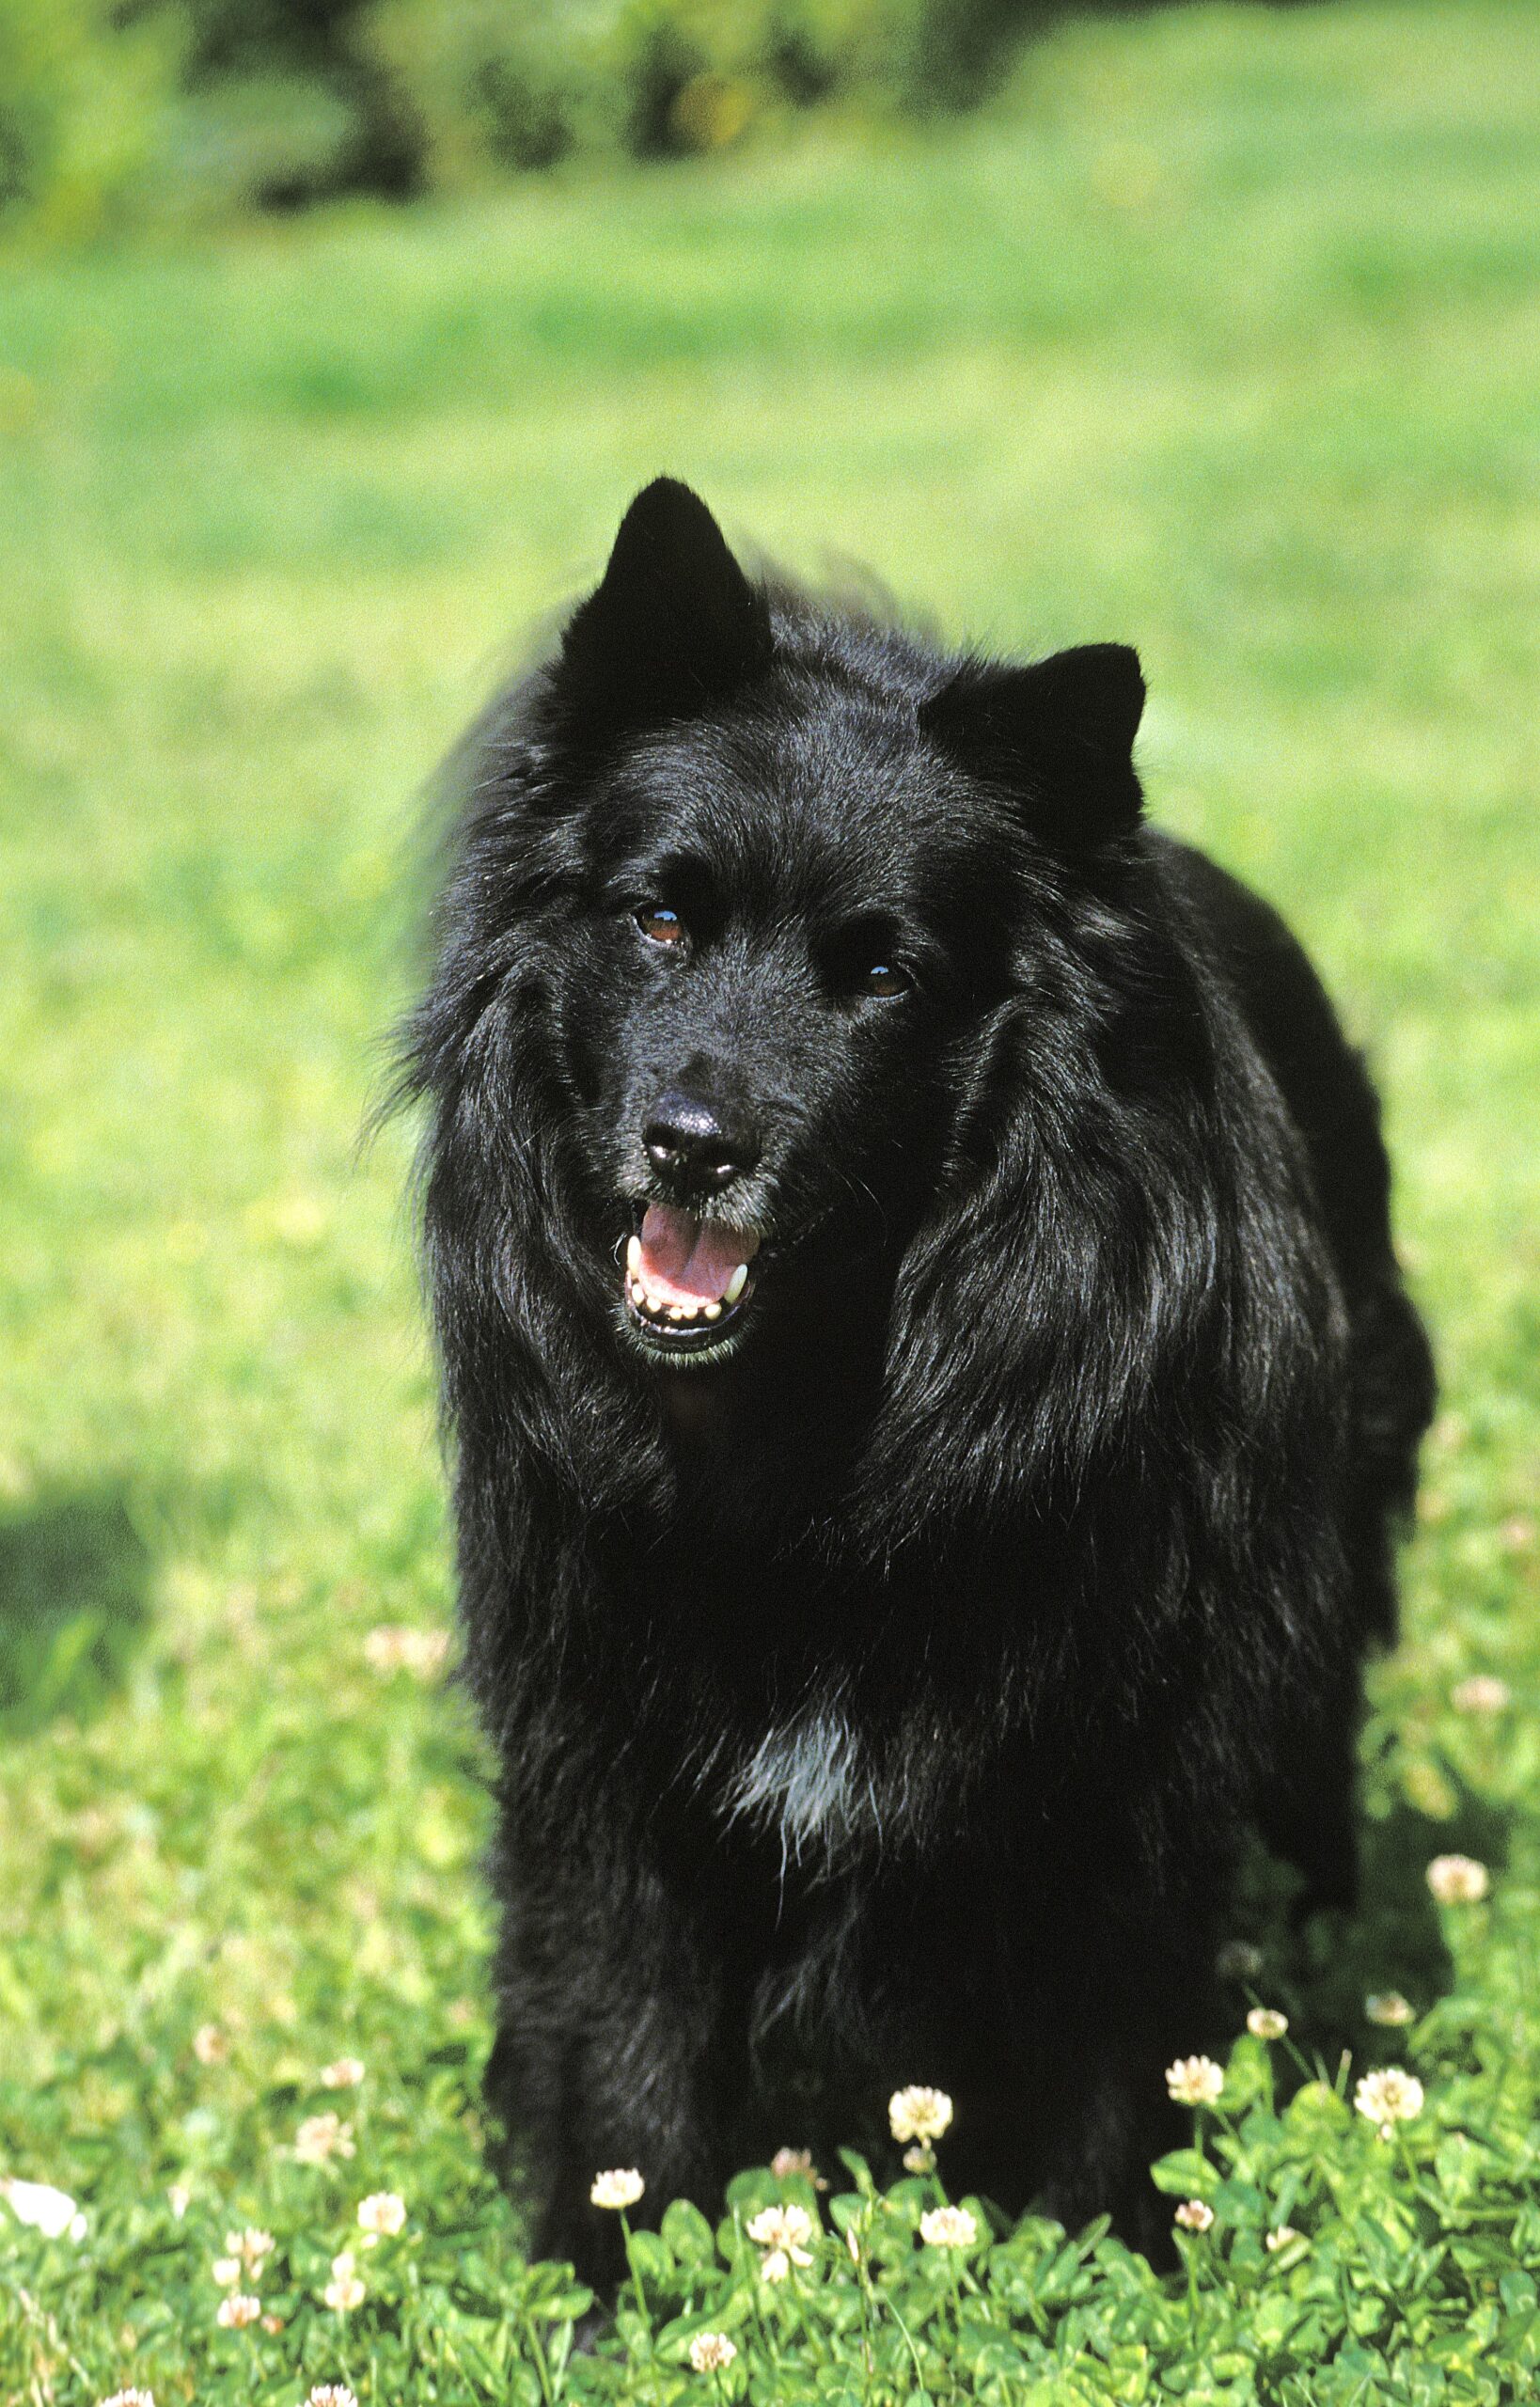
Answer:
xmin=401 ymin=479 xmax=1434 ymax=2279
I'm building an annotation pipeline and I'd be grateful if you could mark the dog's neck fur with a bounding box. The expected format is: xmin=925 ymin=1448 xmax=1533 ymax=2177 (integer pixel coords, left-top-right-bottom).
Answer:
xmin=644 ymin=1299 xmax=885 ymax=1549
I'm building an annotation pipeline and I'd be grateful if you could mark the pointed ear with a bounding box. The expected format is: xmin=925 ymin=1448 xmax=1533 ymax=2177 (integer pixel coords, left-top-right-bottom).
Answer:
xmin=553 ymin=479 xmax=772 ymax=741
xmin=919 ymin=642 xmax=1146 ymax=846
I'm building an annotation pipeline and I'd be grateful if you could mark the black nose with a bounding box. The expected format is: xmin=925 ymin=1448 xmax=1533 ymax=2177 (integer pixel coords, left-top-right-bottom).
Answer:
xmin=643 ymin=1091 xmax=759 ymax=1193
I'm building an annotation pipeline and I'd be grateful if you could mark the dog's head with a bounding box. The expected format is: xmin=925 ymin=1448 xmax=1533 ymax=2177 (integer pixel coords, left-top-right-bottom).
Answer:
xmin=473 ymin=479 xmax=1148 ymax=1376
xmin=412 ymin=480 xmax=1343 ymax=1572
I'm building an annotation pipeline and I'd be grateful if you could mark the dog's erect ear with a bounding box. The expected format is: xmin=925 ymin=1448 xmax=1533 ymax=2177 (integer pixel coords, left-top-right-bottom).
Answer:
xmin=554 ymin=479 xmax=772 ymax=740
xmin=919 ymin=643 xmax=1146 ymax=845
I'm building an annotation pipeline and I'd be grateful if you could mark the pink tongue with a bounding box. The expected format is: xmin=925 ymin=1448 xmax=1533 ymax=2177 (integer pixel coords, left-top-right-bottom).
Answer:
xmin=636 ymin=1204 xmax=759 ymax=1306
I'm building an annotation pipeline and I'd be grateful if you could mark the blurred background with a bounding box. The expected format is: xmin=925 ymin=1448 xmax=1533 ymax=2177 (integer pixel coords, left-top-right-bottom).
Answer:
xmin=2 ymin=0 xmax=1538 ymax=2391
xmin=0 ymin=0 xmax=1414 ymax=230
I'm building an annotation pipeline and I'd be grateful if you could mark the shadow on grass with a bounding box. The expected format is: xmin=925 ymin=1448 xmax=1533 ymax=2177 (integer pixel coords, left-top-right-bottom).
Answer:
xmin=0 ymin=1487 xmax=153 ymax=1738
xmin=1225 ymin=1775 xmax=1512 ymax=2066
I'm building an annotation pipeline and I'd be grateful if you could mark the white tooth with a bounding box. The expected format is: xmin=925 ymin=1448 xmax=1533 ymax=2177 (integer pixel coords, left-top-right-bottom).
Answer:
xmin=724 ymin=1264 xmax=748 ymax=1306
xmin=679 ymin=1300 xmax=699 ymax=1319
xmin=668 ymin=1305 xmax=685 ymax=1322
xmin=703 ymin=1301 xmax=722 ymax=1321
xmin=630 ymin=1280 xmax=647 ymax=1304
xmin=645 ymin=1293 xmax=663 ymax=1315
xmin=625 ymin=1235 xmax=642 ymax=1275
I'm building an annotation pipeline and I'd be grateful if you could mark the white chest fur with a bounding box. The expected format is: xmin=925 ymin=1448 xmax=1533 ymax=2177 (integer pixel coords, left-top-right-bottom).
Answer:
xmin=722 ymin=1706 xmax=876 ymax=1867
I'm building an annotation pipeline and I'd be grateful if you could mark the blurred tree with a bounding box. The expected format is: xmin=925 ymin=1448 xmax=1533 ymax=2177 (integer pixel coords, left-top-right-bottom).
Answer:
xmin=1 ymin=0 xmax=1282 ymax=227
xmin=0 ymin=0 xmax=182 ymax=230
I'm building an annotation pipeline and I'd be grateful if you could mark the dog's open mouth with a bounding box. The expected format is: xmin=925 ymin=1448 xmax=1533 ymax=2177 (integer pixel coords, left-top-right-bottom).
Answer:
xmin=623 ymin=1203 xmax=762 ymax=1354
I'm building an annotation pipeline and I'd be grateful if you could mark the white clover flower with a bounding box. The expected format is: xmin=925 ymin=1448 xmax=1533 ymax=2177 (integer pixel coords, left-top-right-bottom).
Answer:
xmin=226 ymin=2226 xmax=274 ymax=2273
xmin=166 ymin=2185 xmax=191 ymax=2220
xmin=1173 ymin=2199 xmax=1214 ymax=2232
xmin=406 ymin=1626 xmax=449 ymax=1674
xmin=216 ymin=2293 xmax=261 ymax=2329
xmin=1 ymin=2179 xmax=86 ymax=2242
xmin=99 ymin=2392 xmax=156 ymax=2407
xmin=1265 ymin=2226 xmax=1303 ymax=2252
xmin=321 ymin=2057 xmax=366 ymax=2090
xmin=357 ymin=2192 xmax=406 ymax=2237
xmin=363 ymin=1626 xmax=405 ymax=1673
xmin=746 ymin=2203 xmax=815 ymax=2264
xmin=888 ymin=2085 xmax=953 ymax=2145
xmin=364 ymin=1627 xmax=449 ymax=1678
xmin=1355 ymin=2067 xmax=1424 ymax=2127
xmin=769 ymin=2147 xmax=814 ymax=2179
xmin=1426 ymin=1853 xmax=1489 ymax=1905
xmin=1452 ymin=1675 xmax=1510 ymax=1714
xmin=306 ymin=2385 xmax=359 ymax=2407
xmin=919 ymin=2205 xmax=978 ymax=2248
xmin=687 ymin=2331 xmax=738 ymax=2373
xmin=212 ymin=2257 xmax=242 ymax=2289
xmin=1247 ymin=2007 xmax=1289 ymax=2041
xmin=589 ymin=2168 xmax=644 ymax=2210
xmin=902 ymin=2143 xmax=935 ymax=2173
xmin=1165 ymin=2055 xmax=1224 ymax=2107
xmin=1216 ymin=1940 xmax=1264 ymax=1981
xmin=1365 ymin=1990 xmax=1415 ymax=2026
xmin=759 ymin=2247 xmax=790 ymax=2283
xmin=293 ymin=2112 xmax=355 ymax=2165
xmin=322 ymin=2251 xmax=366 ymax=2312
xmin=192 ymin=2023 xmax=228 ymax=2067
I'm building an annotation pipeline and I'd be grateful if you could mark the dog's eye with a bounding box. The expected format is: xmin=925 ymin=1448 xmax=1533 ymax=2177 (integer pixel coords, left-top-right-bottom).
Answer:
xmin=828 ymin=923 xmax=915 ymax=1000
xmin=636 ymin=905 xmax=686 ymax=946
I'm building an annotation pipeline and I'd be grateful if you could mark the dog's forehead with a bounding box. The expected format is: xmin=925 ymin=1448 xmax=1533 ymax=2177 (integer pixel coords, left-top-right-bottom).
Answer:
xmin=619 ymin=686 xmax=976 ymax=906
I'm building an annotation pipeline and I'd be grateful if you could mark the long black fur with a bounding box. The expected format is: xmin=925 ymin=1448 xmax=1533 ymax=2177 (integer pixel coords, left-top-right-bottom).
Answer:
xmin=400 ymin=480 xmax=1435 ymax=2279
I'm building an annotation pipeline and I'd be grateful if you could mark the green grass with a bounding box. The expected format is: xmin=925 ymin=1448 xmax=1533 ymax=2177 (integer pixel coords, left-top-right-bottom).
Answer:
xmin=2 ymin=2 xmax=1538 ymax=2398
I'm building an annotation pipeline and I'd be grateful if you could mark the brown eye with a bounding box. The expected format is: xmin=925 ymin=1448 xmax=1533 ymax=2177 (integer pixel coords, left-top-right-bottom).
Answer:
xmin=636 ymin=905 xmax=685 ymax=946
xmin=863 ymin=961 xmax=911 ymax=998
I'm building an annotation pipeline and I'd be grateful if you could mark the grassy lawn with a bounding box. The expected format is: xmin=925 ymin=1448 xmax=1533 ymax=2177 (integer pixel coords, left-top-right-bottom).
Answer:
xmin=2 ymin=2 xmax=1538 ymax=2397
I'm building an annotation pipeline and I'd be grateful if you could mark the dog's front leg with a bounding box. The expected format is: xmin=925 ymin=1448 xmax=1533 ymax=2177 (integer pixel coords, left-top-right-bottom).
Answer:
xmin=484 ymin=1839 xmax=736 ymax=2292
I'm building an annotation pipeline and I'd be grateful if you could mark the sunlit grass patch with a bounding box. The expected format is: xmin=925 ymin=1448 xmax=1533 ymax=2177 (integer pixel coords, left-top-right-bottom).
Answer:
xmin=1 ymin=2 xmax=1538 ymax=2397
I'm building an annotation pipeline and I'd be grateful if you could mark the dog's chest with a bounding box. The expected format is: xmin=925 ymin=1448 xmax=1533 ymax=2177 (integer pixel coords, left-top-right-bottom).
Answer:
xmin=720 ymin=1707 xmax=876 ymax=1865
